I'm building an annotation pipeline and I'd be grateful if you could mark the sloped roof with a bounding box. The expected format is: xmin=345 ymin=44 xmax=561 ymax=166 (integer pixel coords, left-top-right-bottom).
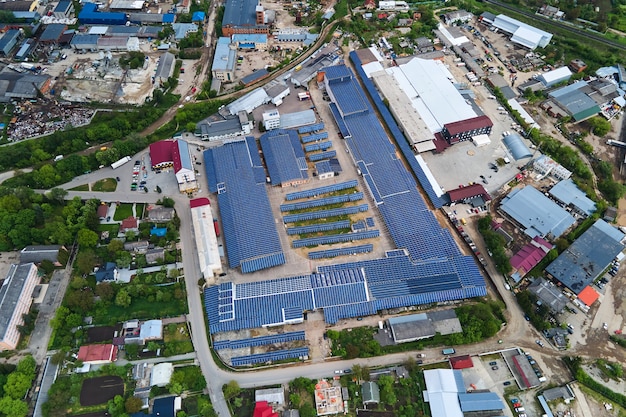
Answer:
xmin=447 ymin=183 xmax=491 ymax=203
xmin=503 ymin=133 xmax=532 ymax=160
xmin=549 ymin=179 xmax=596 ymax=216
xmin=510 ymin=235 xmax=553 ymax=274
xmin=458 ymin=392 xmax=504 ymax=412
xmin=450 ymin=355 xmax=473 ymax=369
xmin=172 ymin=139 xmax=192 ymax=173
xmin=121 ymin=216 xmax=138 ymax=231
xmin=139 ymin=319 xmax=162 ymax=340
xmin=253 ymin=401 xmax=278 ymax=417
xmin=444 ymin=115 xmax=493 ymax=136
xmin=77 ymin=344 xmax=117 ymax=363
xmin=361 ymin=381 xmax=380 ymax=403
xmin=577 ymin=285 xmax=599 ymax=306
xmin=150 ymin=140 xmax=174 ymax=166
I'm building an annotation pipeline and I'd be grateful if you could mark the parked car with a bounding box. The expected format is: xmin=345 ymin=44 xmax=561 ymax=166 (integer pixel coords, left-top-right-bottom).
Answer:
xmin=489 ymin=361 xmax=497 ymax=366
xmin=503 ymin=381 xmax=511 ymax=386
xmin=535 ymin=340 xmax=544 ymax=347
xmin=491 ymin=365 xmax=499 ymax=370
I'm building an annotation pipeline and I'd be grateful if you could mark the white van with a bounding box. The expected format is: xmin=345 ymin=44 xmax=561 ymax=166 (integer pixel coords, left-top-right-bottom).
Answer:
xmin=515 ymin=407 xmax=525 ymax=412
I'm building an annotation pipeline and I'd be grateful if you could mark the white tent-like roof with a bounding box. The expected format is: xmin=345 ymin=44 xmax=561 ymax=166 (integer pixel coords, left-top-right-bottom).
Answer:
xmin=227 ymin=88 xmax=270 ymax=115
xmin=424 ymin=369 xmax=464 ymax=417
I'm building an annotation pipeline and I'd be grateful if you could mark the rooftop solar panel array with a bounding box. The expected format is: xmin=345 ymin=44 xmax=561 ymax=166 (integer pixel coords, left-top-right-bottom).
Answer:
xmin=301 ymin=132 xmax=329 ymax=144
xmin=308 ymin=244 xmax=373 ymax=259
xmin=245 ymin=136 xmax=267 ymax=184
xmin=292 ymin=230 xmax=379 ymax=248
xmin=231 ymin=347 xmax=309 ymax=366
xmin=350 ymin=52 xmax=448 ymax=208
xmin=286 ymin=220 xmax=351 ymax=235
xmin=260 ymin=130 xmax=308 ymax=186
xmin=298 ymin=123 xmax=325 ymax=134
xmin=213 ymin=330 xmax=305 ymax=350
xmin=304 ymin=141 xmax=333 ymax=152
xmin=280 ymin=192 xmax=363 ymax=212
xmin=329 ymin=102 xmax=352 ymax=138
xmin=309 ymin=150 xmax=337 ymax=162
xmin=203 ymin=142 xmax=285 ymax=273
xmin=283 ymin=204 xmax=369 ymax=223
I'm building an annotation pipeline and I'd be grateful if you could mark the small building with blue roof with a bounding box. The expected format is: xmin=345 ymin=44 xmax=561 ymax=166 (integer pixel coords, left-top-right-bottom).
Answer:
xmin=191 ymin=11 xmax=205 ymax=21
xmin=79 ymin=3 xmax=127 ymax=25
xmin=211 ymin=37 xmax=236 ymax=82
xmin=260 ymin=129 xmax=309 ymax=187
xmin=549 ymin=179 xmax=596 ymax=217
xmin=232 ymin=33 xmax=267 ymax=50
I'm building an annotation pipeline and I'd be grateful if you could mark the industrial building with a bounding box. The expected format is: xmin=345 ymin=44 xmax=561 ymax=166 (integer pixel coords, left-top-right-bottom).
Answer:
xmin=53 ymin=0 xmax=74 ymax=18
xmin=500 ymin=186 xmax=575 ymax=239
xmin=232 ymin=34 xmax=267 ymax=50
xmin=189 ymin=198 xmax=222 ymax=280
xmin=204 ymin=64 xmax=485 ymax=334
xmin=447 ymin=184 xmax=491 ymax=207
xmin=502 ymin=132 xmax=532 ymax=160
xmin=195 ymin=112 xmax=252 ymax=141
xmin=148 ymin=139 xmax=197 ymax=192
xmin=0 ymin=263 xmax=39 ymax=350
xmin=387 ymin=310 xmax=462 ymax=343
xmin=549 ymin=179 xmax=596 ymax=217
xmin=441 ymin=115 xmax=493 ymax=144
xmin=221 ymin=0 xmax=269 ymax=36
xmin=424 ymin=369 xmax=504 ymax=417
xmin=528 ymin=277 xmax=568 ymax=313
xmin=537 ymin=66 xmax=572 ymax=87
xmin=546 ymin=219 xmax=624 ymax=294
xmin=212 ymin=37 xmax=236 ymax=82
xmin=0 ymin=30 xmax=21 ymax=56
xmin=533 ymin=154 xmax=571 ymax=180
xmin=545 ymin=80 xmax=602 ymax=122
xmin=260 ymin=129 xmax=309 ymax=187
xmin=491 ymin=14 xmax=553 ymax=50
xmin=78 ymin=3 xmax=127 ymax=25
xmin=154 ymin=52 xmax=175 ymax=87
xmin=203 ymin=139 xmax=285 ymax=273
xmin=0 ymin=72 xmax=52 ymax=102
xmin=441 ymin=9 xmax=473 ymax=25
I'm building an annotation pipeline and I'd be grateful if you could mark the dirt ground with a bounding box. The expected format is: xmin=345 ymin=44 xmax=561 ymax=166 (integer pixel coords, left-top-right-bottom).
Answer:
xmin=79 ymin=376 xmax=124 ymax=407
xmin=86 ymin=326 xmax=120 ymax=343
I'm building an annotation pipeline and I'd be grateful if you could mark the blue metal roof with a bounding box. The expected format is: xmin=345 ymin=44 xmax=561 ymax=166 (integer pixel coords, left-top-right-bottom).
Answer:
xmin=176 ymin=139 xmax=192 ymax=170
xmin=546 ymin=219 xmax=624 ymax=294
xmin=549 ymin=179 xmax=596 ymax=216
xmin=78 ymin=2 xmax=127 ymax=25
xmin=501 ymin=186 xmax=575 ymax=238
xmin=70 ymin=34 xmax=99 ymax=46
xmin=203 ymin=141 xmax=285 ymax=273
xmin=191 ymin=11 xmax=205 ymax=21
xmin=222 ymin=0 xmax=258 ymax=27
xmin=503 ymin=133 xmax=532 ymax=160
xmin=162 ymin=13 xmax=175 ymax=23
xmin=172 ymin=23 xmax=198 ymax=40
xmin=232 ymin=34 xmax=267 ymax=44
xmin=458 ymin=393 xmax=504 ymax=412
xmin=212 ymin=37 xmax=235 ymax=72
xmin=260 ymin=129 xmax=308 ymax=185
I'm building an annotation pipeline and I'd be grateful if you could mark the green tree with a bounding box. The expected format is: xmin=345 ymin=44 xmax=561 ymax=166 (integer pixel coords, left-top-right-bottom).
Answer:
xmin=4 ymin=372 xmax=33 ymax=399
xmin=116 ymin=251 xmax=132 ymax=269
xmin=76 ymin=249 xmax=99 ymax=275
xmin=77 ymin=228 xmax=99 ymax=248
xmin=0 ymin=397 xmax=28 ymax=417
xmin=107 ymin=239 xmax=124 ymax=255
xmin=223 ymin=380 xmax=240 ymax=399
xmin=115 ymin=289 xmax=132 ymax=307
xmin=125 ymin=396 xmax=143 ymax=413
xmin=95 ymin=282 xmax=116 ymax=303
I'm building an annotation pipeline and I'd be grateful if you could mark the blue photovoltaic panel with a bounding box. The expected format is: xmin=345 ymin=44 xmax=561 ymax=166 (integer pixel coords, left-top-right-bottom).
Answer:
xmin=298 ymin=123 xmax=325 ymax=134
xmin=260 ymin=129 xmax=308 ymax=186
xmin=366 ymin=217 xmax=375 ymax=227
xmin=329 ymin=102 xmax=351 ymax=138
xmin=304 ymin=141 xmax=333 ymax=152
xmin=203 ymin=142 xmax=285 ymax=273
xmin=283 ymin=204 xmax=369 ymax=223
xmin=292 ymin=230 xmax=379 ymax=248
xmin=308 ymin=244 xmax=373 ymax=259
xmin=287 ymin=220 xmax=351 ymax=235
xmin=285 ymin=180 xmax=357 ymax=200
xmin=283 ymin=306 xmax=303 ymax=321
xmin=231 ymin=347 xmax=309 ymax=366
xmin=213 ymin=331 xmax=305 ymax=350
xmin=245 ymin=136 xmax=267 ymax=184
xmin=301 ymin=132 xmax=329 ymax=143
xmin=280 ymin=192 xmax=363 ymax=212
xmin=309 ymin=150 xmax=337 ymax=162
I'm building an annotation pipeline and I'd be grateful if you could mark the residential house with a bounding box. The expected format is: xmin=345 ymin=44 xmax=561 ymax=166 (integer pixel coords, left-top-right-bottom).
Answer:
xmin=77 ymin=343 xmax=118 ymax=364
xmin=120 ymin=216 xmax=138 ymax=233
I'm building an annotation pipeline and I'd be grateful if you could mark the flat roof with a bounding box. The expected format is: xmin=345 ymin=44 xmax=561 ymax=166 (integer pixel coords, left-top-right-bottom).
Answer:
xmin=501 ymin=186 xmax=575 ymax=238
xmin=546 ymin=219 xmax=624 ymax=294
xmin=109 ymin=0 xmax=144 ymax=9
xmin=212 ymin=37 xmax=236 ymax=72
xmin=0 ymin=263 xmax=36 ymax=340
xmin=190 ymin=198 xmax=221 ymax=278
xmin=279 ymin=109 xmax=316 ymax=130
xmin=528 ymin=277 xmax=567 ymax=312
xmin=223 ymin=0 xmax=258 ymax=27
xmin=386 ymin=57 xmax=477 ymax=133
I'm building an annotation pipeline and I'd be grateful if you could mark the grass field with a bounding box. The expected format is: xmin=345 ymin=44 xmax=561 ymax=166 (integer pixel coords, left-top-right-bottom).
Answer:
xmin=92 ymin=178 xmax=117 ymax=192
xmin=164 ymin=323 xmax=190 ymax=343
xmin=113 ymin=203 xmax=134 ymax=221
xmin=97 ymin=223 xmax=120 ymax=235
xmin=70 ymin=184 xmax=89 ymax=191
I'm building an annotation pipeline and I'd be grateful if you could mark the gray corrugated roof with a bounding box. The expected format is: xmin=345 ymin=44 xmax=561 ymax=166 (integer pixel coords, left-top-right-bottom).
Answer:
xmin=155 ymin=52 xmax=175 ymax=79
xmin=549 ymin=179 xmax=596 ymax=216
xmin=458 ymin=392 xmax=504 ymax=412
xmin=0 ymin=263 xmax=37 ymax=340
xmin=222 ymin=0 xmax=258 ymax=27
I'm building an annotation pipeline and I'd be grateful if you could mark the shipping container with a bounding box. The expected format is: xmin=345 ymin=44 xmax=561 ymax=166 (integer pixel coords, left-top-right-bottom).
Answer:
xmin=213 ymin=219 xmax=220 ymax=237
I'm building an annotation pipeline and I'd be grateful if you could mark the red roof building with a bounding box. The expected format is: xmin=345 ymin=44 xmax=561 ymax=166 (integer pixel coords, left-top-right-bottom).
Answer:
xmin=442 ymin=115 xmax=493 ymax=144
xmin=253 ymin=401 xmax=278 ymax=417
xmin=120 ymin=216 xmax=138 ymax=232
xmin=450 ymin=355 xmax=473 ymax=369
xmin=510 ymin=236 xmax=553 ymax=277
xmin=364 ymin=0 xmax=376 ymax=9
xmin=190 ymin=197 xmax=210 ymax=209
xmin=97 ymin=203 xmax=108 ymax=219
xmin=447 ymin=184 xmax=491 ymax=205
xmin=149 ymin=140 xmax=175 ymax=169
xmin=577 ymin=285 xmax=599 ymax=307
xmin=78 ymin=344 xmax=118 ymax=364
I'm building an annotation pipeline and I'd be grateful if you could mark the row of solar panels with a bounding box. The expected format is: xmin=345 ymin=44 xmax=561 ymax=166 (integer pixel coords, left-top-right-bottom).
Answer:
xmin=283 ymin=204 xmax=368 ymax=223
xmin=213 ymin=330 xmax=305 ymax=350
xmin=292 ymin=230 xmax=380 ymax=248
xmin=285 ymin=180 xmax=358 ymax=201
xmin=301 ymin=131 xmax=329 ymax=144
xmin=304 ymin=141 xmax=333 ymax=152
xmin=308 ymin=244 xmax=373 ymax=259
xmin=231 ymin=347 xmax=310 ymax=366
xmin=309 ymin=150 xmax=337 ymax=162
xmin=280 ymin=192 xmax=363 ymax=212
xmin=286 ymin=220 xmax=351 ymax=236
xmin=298 ymin=123 xmax=325 ymax=134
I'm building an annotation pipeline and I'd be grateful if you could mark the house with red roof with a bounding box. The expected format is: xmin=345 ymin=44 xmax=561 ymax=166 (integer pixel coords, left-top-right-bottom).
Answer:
xmin=149 ymin=140 xmax=176 ymax=169
xmin=78 ymin=344 xmax=118 ymax=364
xmin=120 ymin=216 xmax=138 ymax=233
xmin=510 ymin=236 xmax=553 ymax=281
xmin=364 ymin=0 xmax=376 ymax=9
xmin=450 ymin=355 xmax=473 ymax=369
xmin=577 ymin=285 xmax=599 ymax=307
xmin=442 ymin=115 xmax=493 ymax=144
xmin=97 ymin=203 xmax=108 ymax=220
xmin=253 ymin=401 xmax=278 ymax=417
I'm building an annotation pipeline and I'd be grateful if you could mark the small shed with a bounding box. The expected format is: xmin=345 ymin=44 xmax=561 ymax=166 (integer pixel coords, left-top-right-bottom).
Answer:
xmin=361 ymin=381 xmax=380 ymax=405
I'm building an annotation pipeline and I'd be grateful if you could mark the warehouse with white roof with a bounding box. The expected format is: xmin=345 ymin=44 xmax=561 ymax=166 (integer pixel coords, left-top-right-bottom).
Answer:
xmin=538 ymin=66 xmax=572 ymax=87
xmin=492 ymin=14 xmax=552 ymax=50
xmin=190 ymin=198 xmax=222 ymax=280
